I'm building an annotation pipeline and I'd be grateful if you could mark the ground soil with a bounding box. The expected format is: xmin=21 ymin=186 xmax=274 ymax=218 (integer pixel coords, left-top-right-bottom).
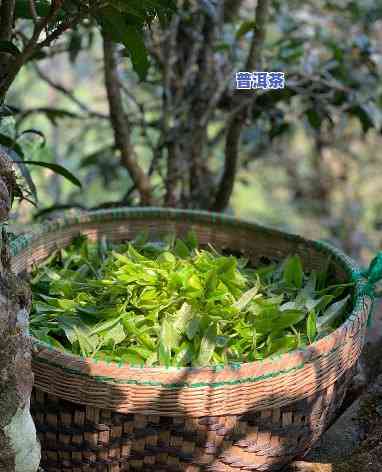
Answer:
xmin=289 ymin=302 xmax=382 ymax=472
xmin=334 ymin=391 xmax=382 ymax=472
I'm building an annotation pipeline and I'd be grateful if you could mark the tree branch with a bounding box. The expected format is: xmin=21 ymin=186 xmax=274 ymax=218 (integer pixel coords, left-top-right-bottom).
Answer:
xmin=28 ymin=0 xmax=38 ymax=24
xmin=211 ymin=0 xmax=270 ymax=212
xmin=102 ymin=36 xmax=152 ymax=205
xmin=36 ymin=11 xmax=84 ymax=49
xmin=164 ymin=141 xmax=179 ymax=207
xmin=0 ymin=4 xmax=84 ymax=101
xmin=33 ymin=63 xmax=109 ymax=119
xmin=244 ymin=0 xmax=270 ymax=71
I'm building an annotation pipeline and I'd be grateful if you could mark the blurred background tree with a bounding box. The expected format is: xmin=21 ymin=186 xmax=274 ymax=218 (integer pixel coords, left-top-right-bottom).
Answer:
xmin=1 ymin=0 xmax=381 ymax=262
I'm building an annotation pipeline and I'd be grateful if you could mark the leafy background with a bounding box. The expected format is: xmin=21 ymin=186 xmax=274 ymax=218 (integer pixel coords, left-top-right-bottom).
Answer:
xmin=1 ymin=0 xmax=382 ymax=264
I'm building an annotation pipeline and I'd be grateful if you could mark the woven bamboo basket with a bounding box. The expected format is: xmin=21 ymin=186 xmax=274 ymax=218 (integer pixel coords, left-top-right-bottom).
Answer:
xmin=11 ymin=208 xmax=373 ymax=472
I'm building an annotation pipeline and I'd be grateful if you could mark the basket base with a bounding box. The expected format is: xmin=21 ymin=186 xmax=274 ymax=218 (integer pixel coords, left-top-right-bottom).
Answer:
xmin=32 ymin=367 xmax=353 ymax=472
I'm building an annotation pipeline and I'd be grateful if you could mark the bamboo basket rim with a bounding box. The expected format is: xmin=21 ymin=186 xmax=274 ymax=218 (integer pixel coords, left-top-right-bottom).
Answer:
xmin=12 ymin=207 xmax=369 ymax=386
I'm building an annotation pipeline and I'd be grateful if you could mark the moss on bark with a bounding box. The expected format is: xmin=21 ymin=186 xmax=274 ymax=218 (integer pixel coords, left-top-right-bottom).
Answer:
xmin=0 ymin=152 xmax=40 ymax=471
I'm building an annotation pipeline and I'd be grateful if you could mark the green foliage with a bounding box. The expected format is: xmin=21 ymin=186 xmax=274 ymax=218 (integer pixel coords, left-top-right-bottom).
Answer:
xmin=235 ymin=20 xmax=256 ymax=40
xmin=4 ymin=0 xmax=381 ymax=260
xmin=98 ymin=7 xmax=150 ymax=79
xmin=14 ymin=0 xmax=51 ymax=19
xmin=0 ymin=121 xmax=81 ymax=201
xmin=241 ymin=0 xmax=382 ymax=155
xmin=21 ymin=161 xmax=81 ymax=188
xmin=30 ymin=233 xmax=354 ymax=367
xmin=90 ymin=0 xmax=176 ymax=79
xmin=10 ymin=0 xmax=176 ymax=80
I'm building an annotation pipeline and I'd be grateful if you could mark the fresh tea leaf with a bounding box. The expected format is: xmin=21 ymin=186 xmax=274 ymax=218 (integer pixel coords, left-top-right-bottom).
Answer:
xmin=184 ymin=230 xmax=198 ymax=251
xmin=234 ymin=282 xmax=260 ymax=310
xmin=186 ymin=317 xmax=200 ymax=341
xmin=306 ymin=310 xmax=317 ymax=343
xmin=158 ymin=340 xmax=171 ymax=366
xmin=30 ymin=233 xmax=354 ymax=367
xmin=253 ymin=308 xmax=306 ymax=334
xmin=317 ymin=295 xmax=351 ymax=330
xmin=174 ymin=239 xmax=190 ymax=258
xmin=173 ymin=303 xmax=194 ymax=334
xmin=160 ymin=319 xmax=181 ymax=351
xmin=283 ymin=255 xmax=303 ymax=288
xmin=196 ymin=324 xmax=217 ymax=366
xmin=205 ymin=270 xmax=218 ymax=295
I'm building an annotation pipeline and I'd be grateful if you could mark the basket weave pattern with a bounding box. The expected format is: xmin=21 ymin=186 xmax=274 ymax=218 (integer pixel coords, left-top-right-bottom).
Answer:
xmin=31 ymin=372 xmax=353 ymax=472
xmin=11 ymin=208 xmax=370 ymax=472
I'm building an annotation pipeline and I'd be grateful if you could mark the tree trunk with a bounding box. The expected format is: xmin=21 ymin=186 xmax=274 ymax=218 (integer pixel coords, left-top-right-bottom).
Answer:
xmin=212 ymin=0 xmax=271 ymax=212
xmin=102 ymin=36 xmax=152 ymax=206
xmin=0 ymin=150 xmax=40 ymax=472
xmin=0 ymin=0 xmax=16 ymax=105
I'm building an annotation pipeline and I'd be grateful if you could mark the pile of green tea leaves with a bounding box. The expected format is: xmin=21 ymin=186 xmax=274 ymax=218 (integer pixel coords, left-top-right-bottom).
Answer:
xmin=30 ymin=233 xmax=354 ymax=367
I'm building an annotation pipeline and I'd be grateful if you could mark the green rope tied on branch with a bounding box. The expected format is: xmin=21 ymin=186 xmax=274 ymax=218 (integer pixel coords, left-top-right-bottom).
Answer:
xmin=353 ymin=252 xmax=382 ymax=327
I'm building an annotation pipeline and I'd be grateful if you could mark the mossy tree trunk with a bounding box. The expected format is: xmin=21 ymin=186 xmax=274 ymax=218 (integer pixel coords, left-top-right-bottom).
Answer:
xmin=0 ymin=151 xmax=40 ymax=472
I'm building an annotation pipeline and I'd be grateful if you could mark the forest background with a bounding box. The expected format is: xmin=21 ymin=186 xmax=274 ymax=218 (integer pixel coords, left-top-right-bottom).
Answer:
xmin=1 ymin=0 xmax=382 ymax=264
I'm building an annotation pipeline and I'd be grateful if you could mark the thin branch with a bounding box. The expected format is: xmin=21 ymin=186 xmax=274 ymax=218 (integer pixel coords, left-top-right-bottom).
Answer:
xmin=208 ymin=124 xmax=226 ymax=147
xmin=120 ymin=82 xmax=143 ymax=111
xmin=37 ymin=11 xmax=84 ymax=49
xmin=102 ymin=36 xmax=152 ymax=205
xmin=0 ymin=2 xmax=61 ymax=99
xmin=15 ymin=107 xmax=80 ymax=129
xmin=120 ymin=81 xmax=157 ymax=149
xmin=0 ymin=3 xmax=85 ymax=101
xmin=211 ymin=0 xmax=270 ymax=212
xmin=30 ymin=43 xmax=70 ymax=59
xmin=27 ymin=1 xmax=63 ymax=47
xmin=33 ymin=64 xmax=109 ymax=119
xmin=28 ymin=0 xmax=38 ymax=24
xmin=199 ymin=73 xmax=233 ymax=127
